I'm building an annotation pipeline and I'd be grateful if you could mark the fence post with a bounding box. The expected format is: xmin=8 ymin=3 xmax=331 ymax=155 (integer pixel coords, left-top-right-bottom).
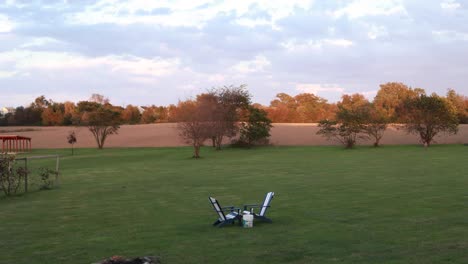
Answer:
xmin=55 ymin=155 xmax=60 ymax=187
xmin=24 ymin=158 xmax=28 ymax=193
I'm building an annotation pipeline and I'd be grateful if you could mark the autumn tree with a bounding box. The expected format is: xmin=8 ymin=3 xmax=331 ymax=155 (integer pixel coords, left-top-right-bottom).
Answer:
xmin=67 ymin=131 xmax=77 ymax=155
xmin=84 ymin=108 xmax=121 ymax=149
xmin=317 ymin=94 xmax=370 ymax=148
xmin=446 ymin=89 xmax=468 ymax=124
xmin=41 ymin=101 xmax=65 ymax=126
xmin=373 ymin=82 xmax=424 ymax=122
xmin=238 ymin=106 xmax=272 ymax=147
xmin=207 ymin=85 xmax=252 ymax=150
xmin=141 ymin=106 xmax=168 ymax=123
xmin=362 ymin=104 xmax=389 ymax=147
xmin=77 ymin=96 xmax=121 ymax=149
xmin=173 ymin=99 xmax=212 ymax=158
xmin=295 ymin=93 xmax=334 ymax=122
xmin=402 ymin=94 xmax=459 ymax=146
xmin=122 ymin=105 xmax=142 ymax=124
xmin=89 ymin=93 xmax=110 ymax=104
xmin=268 ymin=93 xmax=300 ymax=122
xmin=63 ymin=101 xmax=77 ymax=125
xmin=266 ymin=93 xmax=335 ymax=122
xmin=196 ymin=93 xmax=224 ymax=148
xmin=19 ymin=96 xmax=49 ymax=125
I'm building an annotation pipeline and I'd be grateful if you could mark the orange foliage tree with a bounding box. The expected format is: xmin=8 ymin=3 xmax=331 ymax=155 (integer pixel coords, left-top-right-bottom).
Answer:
xmin=121 ymin=105 xmax=141 ymax=124
xmin=173 ymin=99 xmax=213 ymax=158
xmin=266 ymin=93 xmax=336 ymax=123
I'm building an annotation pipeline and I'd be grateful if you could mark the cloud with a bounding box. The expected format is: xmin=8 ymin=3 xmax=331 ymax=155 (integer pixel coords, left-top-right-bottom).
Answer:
xmin=0 ymin=70 xmax=17 ymax=78
xmin=433 ymin=30 xmax=468 ymax=42
xmin=0 ymin=14 xmax=14 ymax=33
xmin=296 ymin=83 xmax=345 ymax=94
xmin=440 ymin=0 xmax=461 ymax=10
xmin=281 ymin=38 xmax=354 ymax=52
xmin=0 ymin=49 xmax=180 ymax=77
xmin=20 ymin=37 xmax=65 ymax=48
xmin=231 ymin=55 xmax=271 ymax=74
xmin=1 ymin=0 xmax=468 ymax=107
xmin=367 ymin=24 xmax=388 ymax=39
xmin=331 ymin=0 xmax=408 ymax=19
xmin=235 ymin=17 xmax=273 ymax=28
xmin=361 ymin=90 xmax=378 ymax=99
xmin=66 ymin=0 xmax=314 ymax=29
xmin=1 ymin=0 xmax=27 ymax=9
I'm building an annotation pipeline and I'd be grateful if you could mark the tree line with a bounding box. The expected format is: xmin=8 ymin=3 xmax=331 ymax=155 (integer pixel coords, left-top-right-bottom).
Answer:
xmin=1 ymin=83 xmax=466 ymax=127
xmin=316 ymin=88 xmax=461 ymax=148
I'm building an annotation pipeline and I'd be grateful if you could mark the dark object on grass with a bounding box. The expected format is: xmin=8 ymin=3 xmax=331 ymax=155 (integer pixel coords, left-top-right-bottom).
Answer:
xmin=243 ymin=192 xmax=275 ymax=223
xmin=209 ymin=196 xmax=242 ymax=227
xmin=96 ymin=255 xmax=160 ymax=264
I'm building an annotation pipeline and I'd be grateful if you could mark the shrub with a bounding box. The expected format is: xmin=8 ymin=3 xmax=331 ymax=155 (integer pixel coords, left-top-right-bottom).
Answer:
xmin=0 ymin=154 xmax=28 ymax=196
xmin=38 ymin=167 xmax=56 ymax=190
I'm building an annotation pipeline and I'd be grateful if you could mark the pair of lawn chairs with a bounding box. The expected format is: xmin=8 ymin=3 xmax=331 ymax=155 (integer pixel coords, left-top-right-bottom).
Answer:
xmin=209 ymin=192 xmax=275 ymax=227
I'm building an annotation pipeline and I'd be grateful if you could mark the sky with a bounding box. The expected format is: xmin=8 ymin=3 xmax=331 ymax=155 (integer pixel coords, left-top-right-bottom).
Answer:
xmin=0 ymin=0 xmax=467 ymax=107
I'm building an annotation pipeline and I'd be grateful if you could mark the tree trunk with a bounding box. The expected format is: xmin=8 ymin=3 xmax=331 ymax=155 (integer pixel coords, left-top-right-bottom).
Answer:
xmin=373 ymin=138 xmax=380 ymax=147
xmin=193 ymin=144 xmax=200 ymax=158
xmin=215 ymin=135 xmax=223 ymax=150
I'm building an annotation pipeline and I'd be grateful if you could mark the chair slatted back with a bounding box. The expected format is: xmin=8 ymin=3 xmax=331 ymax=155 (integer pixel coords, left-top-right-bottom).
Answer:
xmin=259 ymin=192 xmax=274 ymax=216
xmin=209 ymin=197 xmax=226 ymax=221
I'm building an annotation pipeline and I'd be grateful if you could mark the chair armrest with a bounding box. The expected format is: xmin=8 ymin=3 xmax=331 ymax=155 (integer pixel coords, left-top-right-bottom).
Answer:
xmin=243 ymin=204 xmax=260 ymax=210
xmin=222 ymin=206 xmax=241 ymax=213
xmin=243 ymin=204 xmax=271 ymax=213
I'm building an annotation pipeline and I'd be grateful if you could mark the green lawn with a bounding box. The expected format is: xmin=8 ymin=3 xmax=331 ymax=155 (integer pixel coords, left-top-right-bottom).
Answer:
xmin=1 ymin=145 xmax=467 ymax=263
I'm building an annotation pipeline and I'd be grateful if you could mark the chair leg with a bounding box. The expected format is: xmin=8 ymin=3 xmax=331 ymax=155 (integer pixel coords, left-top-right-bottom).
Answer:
xmin=213 ymin=220 xmax=221 ymax=226
xmin=254 ymin=215 xmax=272 ymax=223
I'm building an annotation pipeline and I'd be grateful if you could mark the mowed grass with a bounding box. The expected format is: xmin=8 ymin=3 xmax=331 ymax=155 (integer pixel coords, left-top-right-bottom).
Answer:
xmin=1 ymin=145 xmax=467 ymax=263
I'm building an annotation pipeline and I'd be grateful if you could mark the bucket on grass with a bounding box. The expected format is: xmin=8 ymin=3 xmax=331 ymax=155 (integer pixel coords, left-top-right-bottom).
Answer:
xmin=242 ymin=214 xmax=253 ymax=228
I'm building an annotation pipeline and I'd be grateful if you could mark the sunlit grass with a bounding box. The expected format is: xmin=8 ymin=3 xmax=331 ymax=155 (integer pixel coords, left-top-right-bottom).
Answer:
xmin=1 ymin=145 xmax=467 ymax=263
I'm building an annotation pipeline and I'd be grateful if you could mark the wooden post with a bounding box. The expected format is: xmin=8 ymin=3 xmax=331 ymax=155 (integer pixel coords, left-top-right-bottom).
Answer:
xmin=55 ymin=155 xmax=60 ymax=187
xmin=24 ymin=158 xmax=28 ymax=193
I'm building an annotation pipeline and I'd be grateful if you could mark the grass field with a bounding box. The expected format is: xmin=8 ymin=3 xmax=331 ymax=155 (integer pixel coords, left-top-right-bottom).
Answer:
xmin=1 ymin=145 xmax=467 ymax=263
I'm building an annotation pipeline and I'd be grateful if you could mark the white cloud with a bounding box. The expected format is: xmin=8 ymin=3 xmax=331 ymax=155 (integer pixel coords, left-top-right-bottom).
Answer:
xmin=325 ymin=39 xmax=354 ymax=47
xmin=0 ymin=70 xmax=17 ymax=78
xmin=67 ymin=0 xmax=314 ymax=29
xmin=433 ymin=30 xmax=468 ymax=41
xmin=367 ymin=24 xmax=388 ymax=39
xmin=0 ymin=50 xmax=181 ymax=77
xmin=1 ymin=0 xmax=27 ymax=8
xmin=281 ymin=38 xmax=354 ymax=52
xmin=441 ymin=0 xmax=461 ymax=10
xmin=207 ymin=74 xmax=226 ymax=82
xmin=296 ymin=83 xmax=345 ymax=94
xmin=361 ymin=90 xmax=378 ymax=99
xmin=20 ymin=37 xmax=65 ymax=48
xmin=231 ymin=55 xmax=271 ymax=74
xmin=235 ymin=18 xmax=273 ymax=28
xmin=0 ymin=14 xmax=14 ymax=33
xmin=331 ymin=0 xmax=408 ymax=19
xmin=0 ymin=92 xmax=84 ymax=108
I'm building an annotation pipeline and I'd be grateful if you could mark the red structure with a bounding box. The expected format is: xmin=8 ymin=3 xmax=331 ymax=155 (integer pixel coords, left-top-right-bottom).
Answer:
xmin=0 ymin=135 xmax=32 ymax=153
